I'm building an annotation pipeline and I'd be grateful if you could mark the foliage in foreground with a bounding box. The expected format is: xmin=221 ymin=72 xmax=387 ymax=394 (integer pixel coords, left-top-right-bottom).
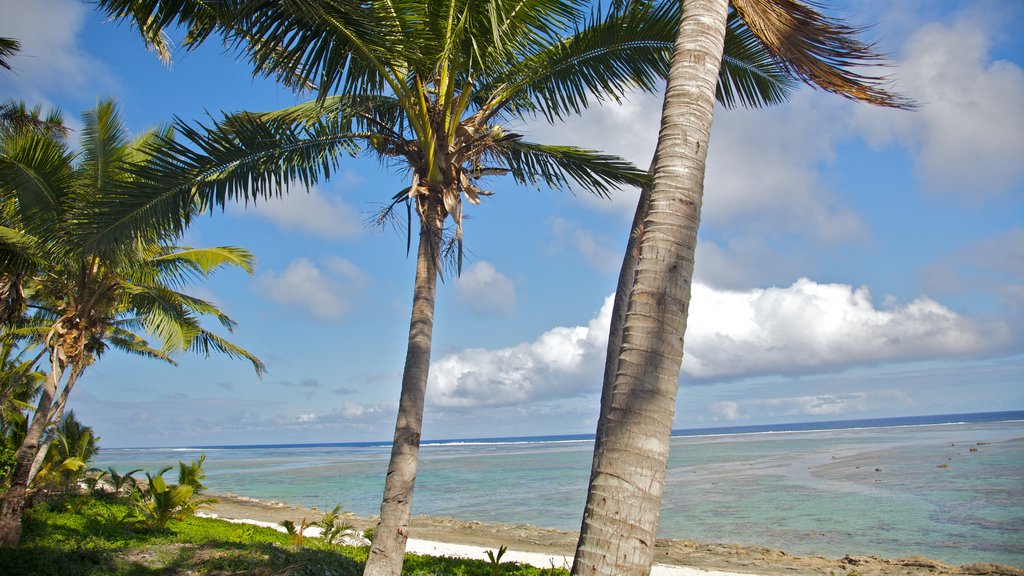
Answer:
xmin=0 ymin=495 xmax=568 ymax=576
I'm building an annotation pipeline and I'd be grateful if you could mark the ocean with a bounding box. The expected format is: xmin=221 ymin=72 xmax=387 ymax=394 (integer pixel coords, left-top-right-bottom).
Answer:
xmin=93 ymin=411 xmax=1024 ymax=567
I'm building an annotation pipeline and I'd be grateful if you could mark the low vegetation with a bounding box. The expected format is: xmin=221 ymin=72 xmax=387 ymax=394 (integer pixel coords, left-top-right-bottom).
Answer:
xmin=0 ymin=486 xmax=567 ymax=576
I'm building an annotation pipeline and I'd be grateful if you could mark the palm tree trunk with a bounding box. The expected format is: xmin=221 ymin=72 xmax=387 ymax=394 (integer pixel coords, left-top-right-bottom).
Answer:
xmin=593 ymin=171 xmax=653 ymax=450
xmin=363 ymin=201 xmax=443 ymax=576
xmin=0 ymin=356 xmax=61 ymax=547
xmin=571 ymin=0 xmax=729 ymax=574
xmin=27 ymin=364 xmax=83 ymax=482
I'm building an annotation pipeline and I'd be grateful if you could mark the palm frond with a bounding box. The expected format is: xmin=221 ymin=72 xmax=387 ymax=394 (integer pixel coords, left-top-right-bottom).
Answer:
xmin=72 ymin=110 xmax=363 ymax=248
xmin=0 ymin=132 xmax=77 ymax=250
xmin=718 ymin=10 xmax=795 ymax=109
xmin=105 ymin=326 xmax=176 ymax=364
xmin=81 ymin=100 xmax=133 ymax=197
xmin=0 ymin=36 xmax=20 ymax=71
xmin=188 ymin=328 xmax=265 ymax=377
xmin=149 ymin=246 xmax=256 ymax=276
xmin=730 ymin=0 xmax=913 ymax=108
xmin=500 ymin=140 xmax=649 ymax=198
xmin=483 ymin=1 xmax=676 ymax=123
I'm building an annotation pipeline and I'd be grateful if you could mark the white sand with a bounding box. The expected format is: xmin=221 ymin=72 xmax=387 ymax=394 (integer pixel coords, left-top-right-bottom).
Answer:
xmin=199 ymin=512 xmax=757 ymax=576
xmin=406 ymin=538 xmax=755 ymax=576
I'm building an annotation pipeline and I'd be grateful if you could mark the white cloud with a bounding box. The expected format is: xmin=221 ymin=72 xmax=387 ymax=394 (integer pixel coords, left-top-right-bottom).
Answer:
xmin=426 ymin=279 xmax=1009 ymax=409
xmin=255 ymin=257 xmax=368 ymax=320
xmin=684 ymin=279 xmax=1009 ymax=379
xmin=428 ymin=296 xmax=613 ymax=408
xmin=0 ymin=0 xmax=115 ymax=103
xmin=549 ymin=218 xmax=620 ymax=273
xmin=243 ymin=184 xmax=362 ymax=239
xmin=854 ymin=17 xmax=1024 ymax=197
xmin=454 ymin=261 xmax=516 ymax=316
xmin=702 ymin=93 xmax=866 ymax=244
xmin=711 ymin=393 xmax=871 ymax=421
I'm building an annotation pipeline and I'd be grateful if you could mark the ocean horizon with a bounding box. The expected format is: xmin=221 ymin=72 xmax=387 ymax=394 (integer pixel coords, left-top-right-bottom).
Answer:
xmin=108 ymin=409 xmax=1024 ymax=451
xmin=94 ymin=410 xmax=1024 ymax=568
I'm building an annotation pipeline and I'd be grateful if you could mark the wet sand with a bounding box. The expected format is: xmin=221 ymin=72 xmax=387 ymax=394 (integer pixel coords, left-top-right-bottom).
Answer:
xmin=206 ymin=492 xmax=1023 ymax=576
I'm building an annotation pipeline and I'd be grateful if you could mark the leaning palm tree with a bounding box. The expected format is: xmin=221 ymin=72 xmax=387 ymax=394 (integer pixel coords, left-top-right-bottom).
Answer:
xmin=572 ymin=1 xmax=912 ymax=574
xmin=0 ymin=99 xmax=265 ymax=547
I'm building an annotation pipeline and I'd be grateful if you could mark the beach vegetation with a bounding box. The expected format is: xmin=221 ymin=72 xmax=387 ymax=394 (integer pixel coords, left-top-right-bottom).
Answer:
xmin=0 ymin=494 xmax=566 ymax=576
xmin=574 ymin=1 xmax=911 ymax=575
xmin=0 ymin=98 xmax=265 ymax=546
xmin=485 ymin=544 xmax=508 ymax=576
xmin=318 ymin=503 xmax=356 ymax=545
xmin=131 ymin=456 xmax=216 ymax=532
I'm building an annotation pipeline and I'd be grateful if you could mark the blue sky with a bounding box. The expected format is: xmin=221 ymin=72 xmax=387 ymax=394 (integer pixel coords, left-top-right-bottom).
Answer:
xmin=2 ymin=0 xmax=1022 ymax=447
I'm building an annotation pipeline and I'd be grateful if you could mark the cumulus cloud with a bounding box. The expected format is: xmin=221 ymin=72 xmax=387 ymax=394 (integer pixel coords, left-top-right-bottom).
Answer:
xmin=454 ymin=261 xmax=516 ymax=316
xmin=854 ymin=17 xmax=1024 ymax=197
xmin=428 ymin=296 xmax=613 ymax=408
xmin=684 ymin=279 xmax=1008 ymax=379
xmin=243 ymin=184 xmax=362 ymax=239
xmin=255 ymin=257 xmax=369 ymax=320
xmin=427 ymin=279 xmax=1009 ymax=409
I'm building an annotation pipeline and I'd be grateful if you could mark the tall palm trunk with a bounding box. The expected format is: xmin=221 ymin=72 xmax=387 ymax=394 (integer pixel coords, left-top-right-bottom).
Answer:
xmin=364 ymin=199 xmax=444 ymax=576
xmin=0 ymin=359 xmax=61 ymax=547
xmin=572 ymin=0 xmax=729 ymax=574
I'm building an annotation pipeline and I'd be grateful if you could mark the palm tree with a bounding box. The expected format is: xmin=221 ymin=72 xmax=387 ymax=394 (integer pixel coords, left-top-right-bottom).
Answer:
xmin=0 ymin=99 xmax=265 ymax=547
xmin=31 ymin=411 xmax=99 ymax=494
xmin=90 ymin=2 xmax=796 ymax=573
xmin=572 ymin=1 xmax=912 ymax=574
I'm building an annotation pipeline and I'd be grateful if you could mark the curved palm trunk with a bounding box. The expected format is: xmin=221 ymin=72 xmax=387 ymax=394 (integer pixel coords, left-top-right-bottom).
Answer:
xmin=363 ymin=202 xmax=443 ymax=576
xmin=593 ymin=171 xmax=654 ymax=449
xmin=0 ymin=358 xmax=60 ymax=547
xmin=27 ymin=365 xmax=83 ymax=482
xmin=572 ymin=1 xmax=729 ymax=574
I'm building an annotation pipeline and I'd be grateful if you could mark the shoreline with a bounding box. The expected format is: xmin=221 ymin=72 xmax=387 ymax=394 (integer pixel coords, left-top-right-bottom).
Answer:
xmin=205 ymin=492 xmax=1023 ymax=576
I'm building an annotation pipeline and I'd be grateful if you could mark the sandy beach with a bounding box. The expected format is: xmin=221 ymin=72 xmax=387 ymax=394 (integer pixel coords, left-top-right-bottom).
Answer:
xmin=204 ymin=492 xmax=1023 ymax=576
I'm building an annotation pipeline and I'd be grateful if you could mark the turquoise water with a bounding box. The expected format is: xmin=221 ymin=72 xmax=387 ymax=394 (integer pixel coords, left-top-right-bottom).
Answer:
xmin=94 ymin=418 xmax=1024 ymax=567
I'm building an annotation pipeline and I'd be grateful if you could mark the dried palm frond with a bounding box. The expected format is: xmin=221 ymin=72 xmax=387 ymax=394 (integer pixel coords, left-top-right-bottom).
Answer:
xmin=730 ymin=0 xmax=914 ymax=109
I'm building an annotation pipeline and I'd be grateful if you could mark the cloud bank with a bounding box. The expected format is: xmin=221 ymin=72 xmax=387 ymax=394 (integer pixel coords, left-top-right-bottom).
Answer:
xmin=427 ymin=279 xmax=1008 ymax=409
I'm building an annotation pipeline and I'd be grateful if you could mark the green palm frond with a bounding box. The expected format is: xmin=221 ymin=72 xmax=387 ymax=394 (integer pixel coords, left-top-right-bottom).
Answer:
xmin=82 ymin=100 xmax=133 ymax=197
xmin=483 ymin=1 xmax=676 ymax=123
xmin=105 ymin=326 xmax=176 ymax=363
xmin=74 ymin=110 xmax=363 ymax=248
xmin=188 ymin=328 xmax=265 ymax=377
xmin=0 ymin=127 xmax=76 ymax=230
xmin=149 ymin=246 xmax=256 ymax=276
xmin=719 ymin=9 xmax=795 ymax=109
xmin=500 ymin=140 xmax=650 ymax=198
xmin=0 ymin=37 xmax=20 ymax=71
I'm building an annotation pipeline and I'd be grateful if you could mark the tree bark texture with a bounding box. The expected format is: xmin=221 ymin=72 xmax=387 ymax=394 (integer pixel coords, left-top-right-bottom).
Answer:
xmin=572 ymin=0 xmax=729 ymax=574
xmin=0 ymin=363 xmax=59 ymax=547
xmin=363 ymin=201 xmax=443 ymax=576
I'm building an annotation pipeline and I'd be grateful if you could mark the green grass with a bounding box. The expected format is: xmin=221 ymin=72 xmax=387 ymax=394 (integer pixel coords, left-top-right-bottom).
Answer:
xmin=0 ymin=496 xmax=568 ymax=576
